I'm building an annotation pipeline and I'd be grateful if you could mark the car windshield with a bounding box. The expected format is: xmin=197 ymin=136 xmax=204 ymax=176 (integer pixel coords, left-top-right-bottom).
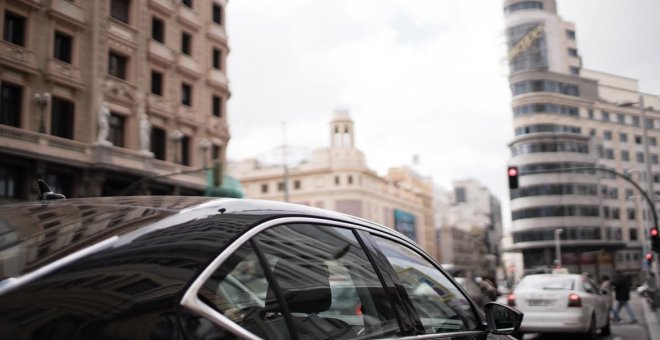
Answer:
xmin=517 ymin=276 xmax=575 ymax=290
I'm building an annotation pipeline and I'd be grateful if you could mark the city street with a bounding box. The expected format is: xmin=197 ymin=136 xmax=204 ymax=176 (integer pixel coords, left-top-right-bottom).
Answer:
xmin=521 ymin=294 xmax=651 ymax=340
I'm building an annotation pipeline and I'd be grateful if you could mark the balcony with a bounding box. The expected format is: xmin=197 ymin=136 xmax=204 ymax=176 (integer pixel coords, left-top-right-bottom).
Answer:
xmin=0 ymin=124 xmax=91 ymax=164
xmin=206 ymin=69 xmax=229 ymax=91
xmin=48 ymin=0 xmax=85 ymax=26
xmin=0 ymin=40 xmax=38 ymax=74
xmin=148 ymin=41 xmax=175 ymax=64
xmin=149 ymin=0 xmax=175 ymax=13
xmin=177 ymin=55 xmax=201 ymax=77
xmin=45 ymin=58 xmax=84 ymax=88
xmin=207 ymin=23 xmax=228 ymax=44
xmin=177 ymin=6 xmax=201 ymax=30
xmin=147 ymin=93 xmax=172 ymax=115
xmin=108 ymin=20 xmax=136 ymax=46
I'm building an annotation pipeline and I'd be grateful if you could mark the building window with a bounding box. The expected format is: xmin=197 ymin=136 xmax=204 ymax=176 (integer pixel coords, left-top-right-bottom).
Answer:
xmin=0 ymin=165 xmax=22 ymax=198
xmin=604 ymin=130 xmax=612 ymax=140
xmin=512 ymin=103 xmax=579 ymax=117
xmin=628 ymin=208 xmax=636 ymax=220
xmin=182 ymin=0 xmax=193 ymax=8
xmin=261 ymin=183 xmax=268 ymax=193
xmin=211 ymin=144 xmax=221 ymax=162
xmin=50 ymin=97 xmax=75 ymax=139
xmin=212 ymin=3 xmax=222 ymax=24
xmin=277 ymin=182 xmax=284 ymax=191
xmin=181 ymin=83 xmax=192 ymax=106
xmin=108 ymin=113 xmax=125 ymax=147
xmin=212 ymin=95 xmax=222 ymax=117
xmin=635 ymin=135 xmax=643 ymax=144
xmin=334 ymin=176 xmax=340 ymax=185
xmin=110 ymin=0 xmax=131 ymax=24
xmin=181 ymin=32 xmax=192 ymax=55
xmin=617 ymin=113 xmax=625 ymax=124
xmin=588 ymin=109 xmax=594 ymax=119
xmin=151 ymin=17 xmax=164 ymax=43
xmin=151 ymin=127 xmax=166 ymax=160
xmin=212 ymin=48 xmax=222 ymax=69
xmin=636 ymin=152 xmax=645 ymax=163
xmin=602 ymin=111 xmax=610 ymax=122
xmin=151 ymin=70 xmax=163 ymax=95
xmin=3 ymin=11 xmax=26 ymax=46
xmin=0 ymin=82 xmax=22 ymax=128
xmin=455 ymin=187 xmax=466 ymax=203
xmin=347 ymin=175 xmax=353 ymax=185
xmin=108 ymin=51 xmax=127 ymax=79
xmin=511 ymin=80 xmax=579 ymax=97
xmin=294 ymin=180 xmax=301 ymax=190
xmin=621 ymin=150 xmax=630 ymax=161
xmin=630 ymin=229 xmax=638 ymax=241
xmin=570 ymin=66 xmax=580 ymax=75
xmin=612 ymin=208 xmax=620 ymax=220
xmin=568 ymin=48 xmax=578 ymax=57
xmin=605 ymin=149 xmax=614 ymax=159
xmin=566 ymin=29 xmax=576 ymax=40
xmin=653 ymin=154 xmax=659 ymax=165
xmin=619 ymin=132 xmax=627 ymax=142
xmin=180 ymin=135 xmax=190 ymax=166
xmin=632 ymin=116 xmax=640 ymax=127
xmin=53 ymin=31 xmax=73 ymax=63
xmin=646 ymin=118 xmax=654 ymax=129
xmin=651 ymin=137 xmax=657 ymax=146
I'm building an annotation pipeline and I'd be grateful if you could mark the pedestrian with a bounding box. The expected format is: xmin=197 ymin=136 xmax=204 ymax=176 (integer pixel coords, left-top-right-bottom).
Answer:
xmin=600 ymin=275 xmax=613 ymax=316
xmin=612 ymin=272 xmax=638 ymax=323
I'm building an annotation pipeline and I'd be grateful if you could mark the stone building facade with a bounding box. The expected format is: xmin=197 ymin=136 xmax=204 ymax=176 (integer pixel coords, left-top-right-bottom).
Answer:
xmin=0 ymin=0 xmax=230 ymax=203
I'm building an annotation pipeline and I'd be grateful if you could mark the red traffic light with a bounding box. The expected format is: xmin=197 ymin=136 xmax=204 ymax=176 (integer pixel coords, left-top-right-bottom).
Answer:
xmin=508 ymin=167 xmax=518 ymax=177
xmin=646 ymin=252 xmax=653 ymax=261
xmin=651 ymin=228 xmax=659 ymax=237
xmin=508 ymin=166 xmax=519 ymax=189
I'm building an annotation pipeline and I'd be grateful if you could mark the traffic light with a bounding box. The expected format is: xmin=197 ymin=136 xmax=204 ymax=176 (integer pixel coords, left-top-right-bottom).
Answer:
xmin=508 ymin=166 xmax=519 ymax=189
xmin=645 ymin=252 xmax=654 ymax=266
xmin=651 ymin=227 xmax=660 ymax=253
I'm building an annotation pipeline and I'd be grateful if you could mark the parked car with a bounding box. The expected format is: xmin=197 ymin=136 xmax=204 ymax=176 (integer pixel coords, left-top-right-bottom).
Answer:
xmin=507 ymin=273 xmax=610 ymax=339
xmin=0 ymin=196 xmax=522 ymax=339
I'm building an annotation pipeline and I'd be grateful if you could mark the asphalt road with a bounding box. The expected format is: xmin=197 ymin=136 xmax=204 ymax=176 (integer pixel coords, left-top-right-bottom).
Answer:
xmin=521 ymin=294 xmax=650 ymax=340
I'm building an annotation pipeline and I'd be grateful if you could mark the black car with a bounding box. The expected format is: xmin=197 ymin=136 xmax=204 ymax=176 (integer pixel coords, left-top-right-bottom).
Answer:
xmin=0 ymin=197 xmax=521 ymax=339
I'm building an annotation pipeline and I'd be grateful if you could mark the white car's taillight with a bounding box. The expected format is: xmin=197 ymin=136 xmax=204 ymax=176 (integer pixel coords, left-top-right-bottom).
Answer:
xmin=568 ymin=293 xmax=582 ymax=307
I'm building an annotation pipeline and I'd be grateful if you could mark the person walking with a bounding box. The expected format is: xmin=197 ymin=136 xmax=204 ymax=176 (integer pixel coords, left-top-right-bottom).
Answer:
xmin=600 ymin=275 xmax=614 ymax=316
xmin=612 ymin=272 xmax=638 ymax=323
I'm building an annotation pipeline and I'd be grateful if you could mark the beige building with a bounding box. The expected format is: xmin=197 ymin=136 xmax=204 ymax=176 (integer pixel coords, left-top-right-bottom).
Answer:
xmin=505 ymin=0 xmax=660 ymax=281
xmin=0 ymin=0 xmax=231 ymax=202
xmin=229 ymin=110 xmax=437 ymax=257
xmin=434 ymin=179 xmax=503 ymax=276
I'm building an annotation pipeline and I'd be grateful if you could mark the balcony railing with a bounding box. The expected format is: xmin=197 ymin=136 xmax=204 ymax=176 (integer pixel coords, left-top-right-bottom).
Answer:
xmin=0 ymin=40 xmax=38 ymax=73
xmin=178 ymin=54 xmax=201 ymax=77
xmin=48 ymin=0 xmax=85 ymax=26
xmin=45 ymin=58 xmax=84 ymax=88
xmin=149 ymin=41 xmax=175 ymax=63
xmin=149 ymin=0 xmax=175 ymax=13
xmin=207 ymin=23 xmax=227 ymax=43
xmin=178 ymin=6 xmax=201 ymax=29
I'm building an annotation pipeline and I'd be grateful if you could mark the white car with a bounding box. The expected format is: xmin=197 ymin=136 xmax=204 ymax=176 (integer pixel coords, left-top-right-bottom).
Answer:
xmin=507 ymin=273 xmax=610 ymax=339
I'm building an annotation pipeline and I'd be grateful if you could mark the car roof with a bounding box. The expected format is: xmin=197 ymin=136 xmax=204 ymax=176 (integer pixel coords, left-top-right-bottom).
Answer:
xmin=0 ymin=196 xmax=407 ymax=285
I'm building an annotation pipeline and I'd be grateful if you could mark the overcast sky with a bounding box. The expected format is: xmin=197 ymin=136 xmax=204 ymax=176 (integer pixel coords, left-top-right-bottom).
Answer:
xmin=225 ymin=0 xmax=660 ymax=223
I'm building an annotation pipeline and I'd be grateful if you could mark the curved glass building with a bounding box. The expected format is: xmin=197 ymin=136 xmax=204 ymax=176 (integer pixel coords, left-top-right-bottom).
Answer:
xmin=504 ymin=0 xmax=660 ymax=281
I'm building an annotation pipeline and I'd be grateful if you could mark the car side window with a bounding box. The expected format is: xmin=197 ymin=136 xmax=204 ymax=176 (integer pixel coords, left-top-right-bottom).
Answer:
xmin=583 ymin=279 xmax=596 ymax=294
xmin=371 ymin=235 xmax=480 ymax=334
xmin=197 ymin=241 xmax=290 ymax=339
xmin=254 ymin=223 xmax=402 ymax=339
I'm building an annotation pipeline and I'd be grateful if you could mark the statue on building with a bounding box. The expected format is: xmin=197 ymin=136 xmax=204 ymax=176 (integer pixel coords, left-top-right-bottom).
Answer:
xmin=96 ymin=102 xmax=112 ymax=146
xmin=140 ymin=114 xmax=152 ymax=153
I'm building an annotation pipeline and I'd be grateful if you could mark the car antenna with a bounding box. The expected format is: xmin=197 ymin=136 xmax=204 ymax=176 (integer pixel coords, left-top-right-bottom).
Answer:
xmin=37 ymin=179 xmax=66 ymax=200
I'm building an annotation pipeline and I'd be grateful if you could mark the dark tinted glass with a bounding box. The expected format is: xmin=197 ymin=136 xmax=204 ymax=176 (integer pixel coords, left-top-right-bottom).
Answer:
xmin=181 ymin=32 xmax=191 ymax=55
xmin=151 ymin=70 xmax=163 ymax=95
xmin=109 ymin=113 xmax=125 ymax=147
xmin=111 ymin=0 xmax=130 ymax=23
xmin=181 ymin=135 xmax=190 ymax=166
xmin=181 ymin=83 xmax=192 ymax=106
xmin=255 ymin=224 xmax=402 ymax=339
xmin=213 ymin=3 xmax=222 ymax=24
xmin=0 ymin=82 xmax=22 ymax=127
xmin=108 ymin=52 xmax=127 ymax=79
xmin=372 ymin=235 xmax=479 ymax=334
xmin=212 ymin=95 xmax=222 ymax=117
xmin=212 ymin=48 xmax=221 ymax=69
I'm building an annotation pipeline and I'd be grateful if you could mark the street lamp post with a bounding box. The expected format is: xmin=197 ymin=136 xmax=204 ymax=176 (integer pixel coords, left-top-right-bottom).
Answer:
xmin=555 ymin=228 xmax=563 ymax=267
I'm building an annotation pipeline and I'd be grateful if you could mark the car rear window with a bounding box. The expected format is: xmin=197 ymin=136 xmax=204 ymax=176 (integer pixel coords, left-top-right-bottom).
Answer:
xmin=516 ymin=276 xmax=575 ymax=290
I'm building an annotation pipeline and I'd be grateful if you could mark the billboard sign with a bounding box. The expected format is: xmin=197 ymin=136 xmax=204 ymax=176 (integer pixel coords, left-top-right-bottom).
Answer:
xmin=394 ymin=209 xmax=416 ymax=241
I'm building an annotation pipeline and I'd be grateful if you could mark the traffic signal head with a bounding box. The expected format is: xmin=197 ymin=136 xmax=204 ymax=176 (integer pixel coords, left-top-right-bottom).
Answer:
xmin=652 ymin=227 xmax=660 ymax=253
xmin=508 ymin=166 xmax=519 ymax=189
xmin=645 ymin=252 xmax=653 ymax=265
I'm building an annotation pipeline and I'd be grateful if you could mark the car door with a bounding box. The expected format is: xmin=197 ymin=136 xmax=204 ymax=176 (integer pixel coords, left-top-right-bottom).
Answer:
xmin=584 ymin=278 xmax=608 ymax=328
xmin=363 ymin=231 xmax=490 ymax=340
xmin=180 ymin=217 xmax=411 ymax=339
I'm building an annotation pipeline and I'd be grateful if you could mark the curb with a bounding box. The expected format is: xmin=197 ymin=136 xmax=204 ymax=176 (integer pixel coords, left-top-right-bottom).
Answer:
xmin=640 ymin=294 xmax=660 ymax=340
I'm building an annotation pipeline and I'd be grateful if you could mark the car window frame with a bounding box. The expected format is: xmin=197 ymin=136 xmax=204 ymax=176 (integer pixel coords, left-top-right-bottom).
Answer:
xmin=360 ymin=230 xmax=488 ymax=338
xmin=180 ymin=216 xmax=416 ymax=339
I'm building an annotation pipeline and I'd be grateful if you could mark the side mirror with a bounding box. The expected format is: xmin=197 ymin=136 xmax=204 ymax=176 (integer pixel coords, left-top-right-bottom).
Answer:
xmin=484 ymin=302 xmax=523 ymax=335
